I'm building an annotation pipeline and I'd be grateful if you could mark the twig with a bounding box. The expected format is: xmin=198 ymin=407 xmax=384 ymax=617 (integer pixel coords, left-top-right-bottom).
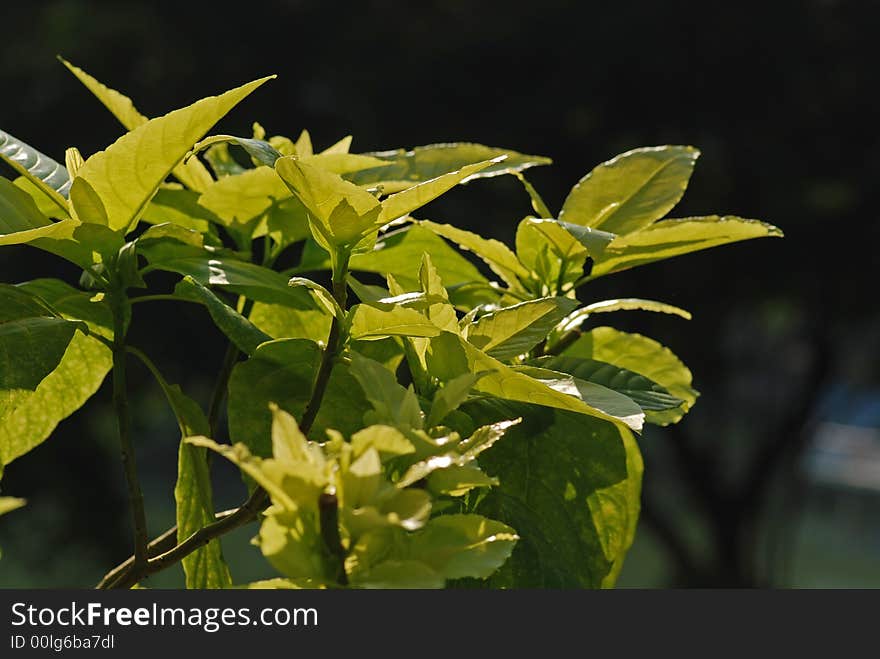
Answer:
xmin=110 ymin=291 xmax=149 ymax=568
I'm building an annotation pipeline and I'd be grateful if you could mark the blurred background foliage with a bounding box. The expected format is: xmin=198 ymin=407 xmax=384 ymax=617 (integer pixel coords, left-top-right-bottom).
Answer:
xmin=1 ymin=0 xmax=878 ymax=587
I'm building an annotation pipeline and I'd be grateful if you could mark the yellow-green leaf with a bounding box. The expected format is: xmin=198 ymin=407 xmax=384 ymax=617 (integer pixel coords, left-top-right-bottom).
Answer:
xmin=61 ymin=58 xmax=214 ymax=192
xmin=70 ymin=75 xmax=274 ymax=231
xmin=559 ymin=146 xmax=699 ymax=235
xmin=0 ymin=177 xmax=79 ymax=247
xmin=376 ymin=158 xmax=498 ymax=224
xmin=346 ymin=142 xmax=552 ymax=192
xmin=465 ymin=297 xmax=578 ymax=361
xmin=426 ymin=332 xmax=643 ymax=431
xmin=0 ymin=497 xmax=25 ymax=517
xmin=590 ymin=215 xmax=783 ymax=278
xmin=563 ymin=326 xmax=699 ymax=426
xmin=420 ymin=220 xmax=529 ymax=290
xmin=0 ymin=129 xmax=69 ymax=215
xmin=275 ymin=156 xmax=381 ymax=249
xmin=347 ymin=304 xmax=442 ymax=341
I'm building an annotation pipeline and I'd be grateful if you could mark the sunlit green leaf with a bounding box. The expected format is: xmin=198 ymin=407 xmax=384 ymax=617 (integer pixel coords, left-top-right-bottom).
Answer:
xmin=559 ymin=146 xmax=699 ymax=235
xmin=0 ymin=177 xmax=78 ymax=246
xmin=467 ymin=400 xmax=642 ymax=588
xmin=0 ymin=497 xmax=25 ymax=517
xmin=562 ymin=326 xmax=698 ymax=426
xmin=533 ymin=355 xmax=684 ymax=412
xmin=0 ymin=295 xmax=111 ymax=476
xmin=346 ymin=143 xmax=551 ymax=192
xmin=348 ymin=351 xmax=423 ymax=429
xmin=410 ymin=514 xmax=518 ymax=579
xmin=420 ymin=220 xmax=529 ymax=291
xmin=140 ymin=244 xmax=315 ymax=309
xmin=275 ymin=156 xmax=381 ymax=251
xmin=141 ymin=188 xmax=220 ymax=233
xmin=189 ymin=135 xmax=283 ymax=167
xmin=249 ymin=301 xmax=331 ymax=344
xmin=60 ymin=58 xmax=214 ymax=192
xmin=590 ymin=215 xmax=784 ymax=278
xmin=557 ymin=299 xmax=692 ymax=330
xmin=465 ymin=297 xmax=578 ymax=361
xmin=0 ymin=128 xmax=69 ymax=214
xmin=347 ymin=304 xmax=441 ymax=341
xmin=0 ymin=285 xmax=85 ymax=392
xmin=298 ymin=225 xmax=496 ymax=309
xmin=426 ymin=332 xmax=643 ymax=431
xmin=376 ymin=158 xmax=497 ymax=224
xmin=227 ymin=339 xmax=370 ymax=454
xmin=174 ymin=276 xmax=271 ymax=356
xmin=133 ymin=353 xmax=231 ymax=589
xmin=426 ymin=371 xmax=488 ymax=428
xmin=70 ymin=75 xmax=273 ymax=231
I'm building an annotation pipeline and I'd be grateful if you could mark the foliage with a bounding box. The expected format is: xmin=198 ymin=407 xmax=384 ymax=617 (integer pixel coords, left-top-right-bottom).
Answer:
xmin=0 ymin=60 xmax=780 ymax=588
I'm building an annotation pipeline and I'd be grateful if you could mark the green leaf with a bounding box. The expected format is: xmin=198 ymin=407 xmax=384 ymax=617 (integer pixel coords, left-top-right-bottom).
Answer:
xmin=132 ymin=352 xmax=232 ymax=589
xmin=558 ymin=298 xmax=692 ymax=326
xmin=346 ymin=143 xmax=552 ymax=192
xmin=514 ymin=172 xmax=552 ymax=218
xmin=0 ymin=327 xmax=111 ymax=476
xmin=426 ymin=371 xmax=488 ymax=428
xmin=409 ymin=514 xmax=518 ymax=579
xmin=0 ymin=302 xmax=85 ymax=392
xmin=464 ymin=297 xmax=578 ymax=361
xmin=249 ymin=301 xmax=331 ymax=344
xmin=533 ymin=356 xmax=684 ymax=412
xmin=590 ymin=216 xmax=784 ymax=278
xmin=376 ymin=158 xmax=497 ymax=224
xmin=350 ymin=425 xmax=415 ymax=461
xmin=426 ymin=332 xmax=643 ymax=431
xmin=426 ymin=464 xmax=498 ymax=496
xmin=141 ymin=188 xmax=220 ymax=233
xmin=15 ymin=278 xmax=113 ymax=329
xmin=416 ymin=253 xmax=458 ymax=331
xmin=288 ymin=278 xmax=342 ymax=319
xmin=0 ymin=497 xmax=25 ymax=517
xmin=468 ymin=401 xmax=642 ymax=588
xmin=0 ymin=128 xmax=70 ymax=215
xmin=174 ymin=276 xmax=271 ymax=356
xmin=204 ymin=143 xmax=247 ymax=178
xmin=420 ymin=220 xmax=529 ymax=291
xmin=348 ymin=559 xmax=444 ymax=589
xmin=70 ymin=75 xmax=274 ymax=231
xmin=347 ymin=304 xmax=441 ymax=341
xmin=306 ymin=224 xmax=495 ymax=309
xmin=13 ymin=176 xmax=71 ymax=219
xmin=64 ymin=147 xmax=84 ymax=179
xmin=348 ymin=351 xmax=423 ymax=429
xmin=562 ymin=326 xmax=699 ymax=426
xmin=241 ymin=577 xmax=327 ymax=589
xmin=0 ymin=177 xmax=78 ymax=247
xmin=275 ymin=156 xmax=381 ymax=250
xmin=227 ymin=339 xmax=370 ymax=454
xmin=189 ymin=135 xmax=283 ymax=167
xmin=559 ymin=146 xmax=699 ymax=235
xmin=140 ymin=245 xmax=315 ymax=309
xmin=60 ymin=58 xmax=214 ymax=192
xmin=198 ymin=167 xmax=292 ymax=227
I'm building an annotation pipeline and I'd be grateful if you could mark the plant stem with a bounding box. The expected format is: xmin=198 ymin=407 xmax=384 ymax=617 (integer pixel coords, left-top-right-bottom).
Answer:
xmin=97 ymin=254 xmax=352 ymax=589
xmin=318 ymin=491 xmax=348 ymax=586
xmin=207 ymin=298 xmax=254 ymax=439
xmin=298 ymin=257 xmax=349 ymax=433
xmin=110 ymin=291 xmax=149 ymax=569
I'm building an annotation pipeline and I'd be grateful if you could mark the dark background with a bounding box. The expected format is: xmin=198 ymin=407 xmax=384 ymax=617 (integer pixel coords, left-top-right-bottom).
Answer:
xmin=1 ymin=0 xmax=878 ymax=587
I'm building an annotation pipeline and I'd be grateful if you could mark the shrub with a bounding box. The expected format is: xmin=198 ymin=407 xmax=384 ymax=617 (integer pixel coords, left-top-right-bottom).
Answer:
xmin=0 ymin=61 xmax=781 ymax=588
